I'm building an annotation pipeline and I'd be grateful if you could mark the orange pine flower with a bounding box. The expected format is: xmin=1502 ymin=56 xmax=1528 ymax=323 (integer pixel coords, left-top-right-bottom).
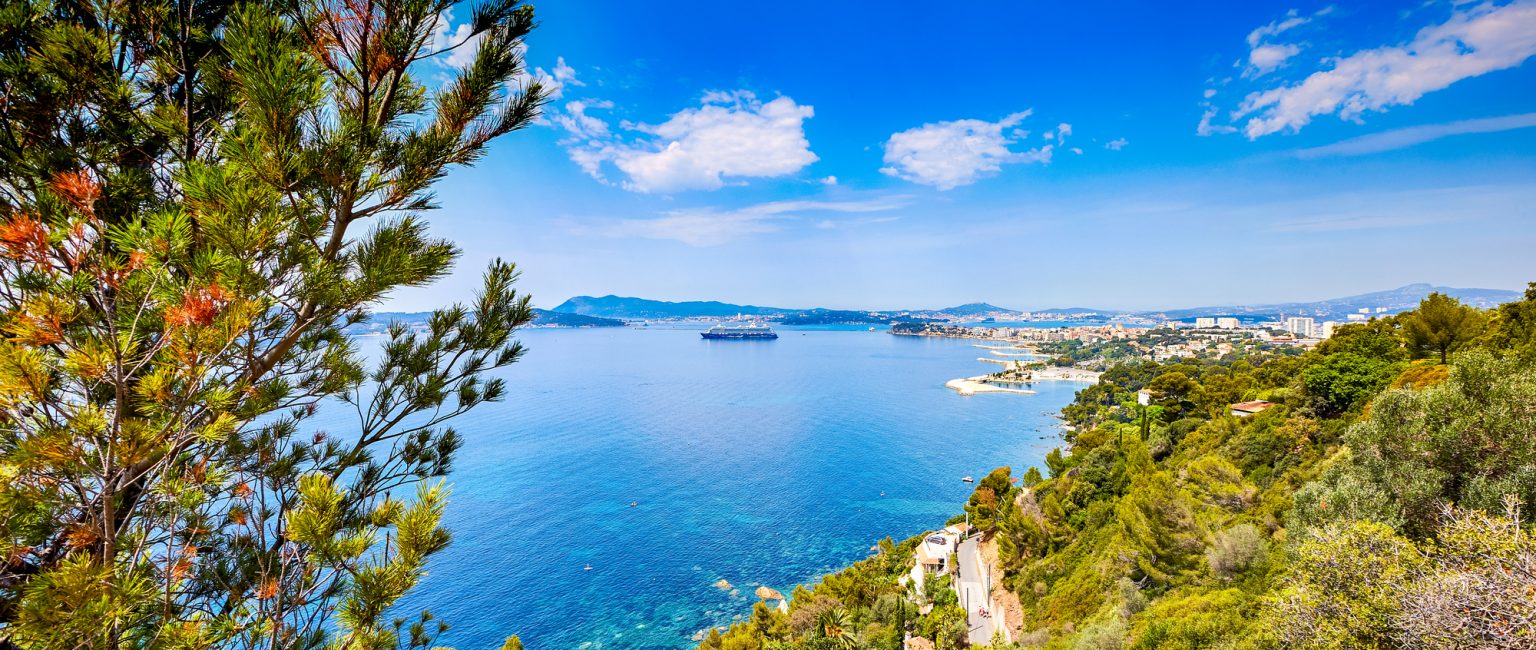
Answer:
xmin=166 ymin=282 xmax=231 ymax=328
xmin=0 ymin=215 xmax=51 ymax=266
xmin=64 ymin=525 xmax=99 ymax=549
xmin=50 ymin=170 xmax=101 ymax=216
xmin=256 ymin=578 xmax=280 ymax=599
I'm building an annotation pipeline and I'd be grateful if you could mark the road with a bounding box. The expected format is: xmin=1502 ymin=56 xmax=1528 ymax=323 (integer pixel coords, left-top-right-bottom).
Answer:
xmin=956 ymin=536 xmax=995 ymax=645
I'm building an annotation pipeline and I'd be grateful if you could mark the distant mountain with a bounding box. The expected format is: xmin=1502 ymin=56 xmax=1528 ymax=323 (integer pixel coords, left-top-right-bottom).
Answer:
xmin=552 ymin=295 xmax=792 ymax=320
xmin=778 ymin=309 xmax=890 ymax=325
xmin=936 ymin=302 xmax=1022 ymax=317
xmin=346 ymin=309 xmax=624 ymax=335
xmin=549 ymin=283 xmax=1521 ymax=324
xmin=530 ymin=309 xmax=626 ymax=327
xmin=1152 ymin=283 xmax=1521 ymax=321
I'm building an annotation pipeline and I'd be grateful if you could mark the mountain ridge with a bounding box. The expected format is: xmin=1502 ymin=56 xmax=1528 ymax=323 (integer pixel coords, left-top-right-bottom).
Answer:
xmin=549 ymin=284 xmax=1521 ymax=321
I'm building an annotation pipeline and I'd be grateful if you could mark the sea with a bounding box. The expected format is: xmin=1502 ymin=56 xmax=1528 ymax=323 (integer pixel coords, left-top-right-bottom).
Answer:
xmin=360 ymin=324 xmax=1091 ymax=648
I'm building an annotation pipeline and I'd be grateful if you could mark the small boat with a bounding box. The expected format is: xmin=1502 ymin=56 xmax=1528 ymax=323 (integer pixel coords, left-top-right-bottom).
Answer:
xmin=584 ymin=564 xmax=593 ymax=571
xmin=628 ymin=501 xmax=639 ymax=507
xmin=962 ymin=476 xmax=974 ymax=483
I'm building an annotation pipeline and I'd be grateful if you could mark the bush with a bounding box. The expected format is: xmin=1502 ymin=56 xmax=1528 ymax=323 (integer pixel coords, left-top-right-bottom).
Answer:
xmin=1206 ymin=524 xmax=1267 ymax=579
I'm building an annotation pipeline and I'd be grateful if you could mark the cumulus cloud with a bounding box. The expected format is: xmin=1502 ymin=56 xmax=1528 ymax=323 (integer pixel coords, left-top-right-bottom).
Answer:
xmin=1197 ymin=107 xmax=1238 ymax=136
xmin=1248 ymin=43 xmax=1302 ymax=75
xmin=554 ymin=90 xmax=819 ymax=193
xmin=1247 ymin=9 xmax=1313 ymax=48
xmin=1237 ymin=1 xmax=1536 ymax=138
xmin=584 ymin=197 xmax=907 ymax=245
xmin=1291 ymin=112 xmax=1536 ymax=158
xmin=1105 ymin=138 xmax=1129 ymax=151
xmin=431 ymin=10 xmax=482 ymax=69
xmin=880 ymin=112 xmax=1056 ymax=190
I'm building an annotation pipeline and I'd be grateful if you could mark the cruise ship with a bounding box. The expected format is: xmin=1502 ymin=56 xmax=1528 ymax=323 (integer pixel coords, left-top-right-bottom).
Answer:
xmin=700 ymin=323 xmax=779 ymax=340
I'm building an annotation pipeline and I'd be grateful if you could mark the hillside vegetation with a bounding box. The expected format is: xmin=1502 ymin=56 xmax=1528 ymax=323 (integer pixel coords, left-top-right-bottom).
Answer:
xmin=698 ymin=286 xmax=1536 ymax=649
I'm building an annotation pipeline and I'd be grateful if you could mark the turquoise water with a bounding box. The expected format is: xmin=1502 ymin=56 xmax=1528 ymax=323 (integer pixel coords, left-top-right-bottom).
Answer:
xmin=377 ymin=326 xmax=1084 ymax=648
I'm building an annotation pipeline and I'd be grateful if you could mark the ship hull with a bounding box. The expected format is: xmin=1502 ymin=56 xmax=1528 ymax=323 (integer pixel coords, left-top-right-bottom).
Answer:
xmin=700 ymin=332 xmax=778 ymax=340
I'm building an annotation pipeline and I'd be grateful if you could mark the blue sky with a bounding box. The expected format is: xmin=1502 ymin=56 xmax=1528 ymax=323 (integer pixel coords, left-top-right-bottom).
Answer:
xmin=391 ymin=0 xmax=1536 ymax=312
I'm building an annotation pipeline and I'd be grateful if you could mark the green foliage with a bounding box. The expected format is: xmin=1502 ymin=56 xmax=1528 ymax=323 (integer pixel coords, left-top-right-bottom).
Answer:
xmin=1206 ymin=524 xmax=1267 ymax=580
xmin=0 ymin=0 xmax=545 ymax=645
xmin=1117 ymin=443 xmax=1203 ymax=586
xmin=1260 ymin=503 xmax=1536 ymax=649
xmin=1314 ymin=318 xmax=1406 ymax=361
xmin=1263 ymin=519 xmax=1421 ymax=649
xmin=1298 ymin=352 xmax=1401 ymax=417
xmin=967 ymin=466 xmax=1015 ymax=531
xmin=1482 ymin=282 xmax=1536 ymax=362
xmin=1301 ymin=350 xmax=1536 ymax=536
xmin=1127 ymin=588 xmax=1256 ymax=650
xmin=1400 ymin=292 xmax=1488 ymax=364
xmin=1147 ymin=371 xmax=1202 ymax=421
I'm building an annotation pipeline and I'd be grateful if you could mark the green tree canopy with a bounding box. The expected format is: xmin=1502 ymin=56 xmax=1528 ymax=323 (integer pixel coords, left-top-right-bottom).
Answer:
xmin=0 ymin=0 xmax=546 ymax=646
xmin=1401 ymin=292 xmax=1488 ymax=364
xmin=1298 ymin=351 xmax=1536 ymax=537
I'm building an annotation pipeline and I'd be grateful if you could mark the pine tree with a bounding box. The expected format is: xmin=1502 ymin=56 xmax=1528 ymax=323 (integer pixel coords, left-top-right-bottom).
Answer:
xmin=1116 ymin=442 xmax=1203 ymax=585
xmin=0 ymin=0 xmax=546 ymax=645
xmin=1401 ymin=292 xmax=1487 ymax=364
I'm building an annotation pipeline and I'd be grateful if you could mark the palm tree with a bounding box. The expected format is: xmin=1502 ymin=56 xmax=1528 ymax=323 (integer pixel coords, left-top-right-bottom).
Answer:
xmin=818 ymin=608 xmax=860 ymax=650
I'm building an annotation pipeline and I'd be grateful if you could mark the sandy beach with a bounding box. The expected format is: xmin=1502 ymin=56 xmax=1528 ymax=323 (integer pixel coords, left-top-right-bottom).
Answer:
xmin=946 ymin=376 xmax=1038 ymax=396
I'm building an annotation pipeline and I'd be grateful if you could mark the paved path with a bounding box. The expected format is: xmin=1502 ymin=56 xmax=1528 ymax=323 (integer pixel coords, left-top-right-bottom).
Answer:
xmin=957 ymin=536 xmax=995 ymax=645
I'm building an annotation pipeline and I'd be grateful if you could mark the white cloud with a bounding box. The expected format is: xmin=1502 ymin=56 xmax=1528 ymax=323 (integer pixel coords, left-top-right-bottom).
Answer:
xmin=431 ymin=11 xmax=482 ymax=69
xmin=550 ymin=100 xmax=611 ymax=140
xmin=1248 ymin=43 xmax=1303 ymax=75
xmin=1291 ymin=112 xmax=1536 ymax=158
xmin=526 ymin=56 xmax=584 ymax=99
xmin=1247 ymin=9 xmax=1312 ymax=48
xmin=584 ymin=198 xmax=907 ymax=245
xmin=1070 ymin=147 xmax=1084 ymax=155
xmin=880 ymin=111 xmax=1055 ymax=190
xmin=1242 ymin=8 xmax=1328 ymax=78
xmin=556 ymin=91 xmax=818 ymax=193
xmin=1105 ymin=138 xmax=1129 ymax=151
xmin=820 ymin=176 xmax=839 ymax=186
xmin=1237 ymin=1 xmax=1536 ymax=138
xmin=1197 ymin=107 xmax=1238 ymax=136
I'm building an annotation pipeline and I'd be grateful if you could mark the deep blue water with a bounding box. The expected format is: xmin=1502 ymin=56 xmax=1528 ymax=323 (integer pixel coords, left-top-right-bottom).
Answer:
xmin=373 ymin=326 xmax=1085 ymax=648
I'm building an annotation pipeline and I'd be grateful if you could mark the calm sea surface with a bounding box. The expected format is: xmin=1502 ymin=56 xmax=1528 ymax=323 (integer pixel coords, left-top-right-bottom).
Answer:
xmin=362 ymin=325 xmax=1086 ymax=648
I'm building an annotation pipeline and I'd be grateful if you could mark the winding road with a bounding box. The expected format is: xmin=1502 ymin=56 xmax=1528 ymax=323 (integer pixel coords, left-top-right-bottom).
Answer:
xmin=957 ymin=536 xmax=995 ymax=645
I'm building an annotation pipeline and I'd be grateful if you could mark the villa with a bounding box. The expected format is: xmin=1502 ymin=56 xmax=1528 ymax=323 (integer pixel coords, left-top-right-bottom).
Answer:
xmin=1230 ymin=400 xmax=1276 ymax=417
xmin=907 ymin=524 xmax=970 ymax=593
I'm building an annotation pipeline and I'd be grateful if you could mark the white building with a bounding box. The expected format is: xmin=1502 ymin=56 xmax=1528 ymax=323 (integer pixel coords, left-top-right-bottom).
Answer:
xmin=1321 ymin=321 xmax=1338 ymax=339
xmin=1216 ymin=317 xmax=1240 ymax=329
xmin=1194 ymin=317 xmax=1217 ymax=328
xmin=1285 ymin=317 xmax=1316 ymax=338
xmin=908 ymin=525 xmax=967 ymax=593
